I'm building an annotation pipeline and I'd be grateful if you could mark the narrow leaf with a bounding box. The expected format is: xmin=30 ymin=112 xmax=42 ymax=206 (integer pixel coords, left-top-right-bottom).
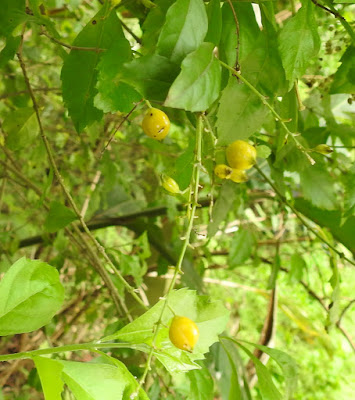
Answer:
xmin=228 ymin=228 xmax=256 ymax=268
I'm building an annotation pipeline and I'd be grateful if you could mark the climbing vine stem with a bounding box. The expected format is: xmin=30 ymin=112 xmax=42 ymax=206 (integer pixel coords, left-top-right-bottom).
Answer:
xmin=134 ymin=114 xmax=204 ymax=394
xmin=219 ymin=60 xmax=316 ymax=165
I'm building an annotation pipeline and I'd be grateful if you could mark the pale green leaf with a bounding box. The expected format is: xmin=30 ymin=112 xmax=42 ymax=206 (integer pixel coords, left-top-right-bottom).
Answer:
xmin=33 ymin=357 xmax=64 ymax=400
xmin=157 ymin=0 xmax=208 ymax=63
xmin=165 ymin=42 xmax=221 ymax=111
xmin=0 ymin=35 xmax=21 ymax=68
xmin=0 ymin=258 xmax=65 ymax=336
xmin=289 ymin=254 xmax=307 ymax=282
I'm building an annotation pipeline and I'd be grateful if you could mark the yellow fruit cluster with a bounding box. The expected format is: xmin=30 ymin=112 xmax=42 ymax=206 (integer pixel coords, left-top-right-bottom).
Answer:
xmin=215 ymin=140 xmax=256 ymax=183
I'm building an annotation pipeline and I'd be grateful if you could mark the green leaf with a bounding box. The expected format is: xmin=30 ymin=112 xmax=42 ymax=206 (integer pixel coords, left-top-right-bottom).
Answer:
xmin=0 ymin=35 xmax=21 ymax=68
xmin=0 ymin=0 xmax=28 ymax=38
xmin=141 ymin=0 xmax=174 ymax=53
xmin=3 ymin=107 xmax=39 ymax=151
xmin=171 ymin=138 xmax=195 ymax=190
xmin=237 ymin=340 xmax=298 ymax=400
xmin=228 ymin=228 xmax=256 ymax=268
xmin=344 ymin=166 xmax=355 ymax=217
xmin=256 ymin=145 xmax=272 ymax=159
xmin=278 ymin=0 xmax=320 ymax=89
xmin=217 ymin=339 xmax=252 ymax=400
xmin=61 ymin=5 xmax=121 ymax=132
xmin=0 ymin=258 xmax=65 ymax=336
xmin=294 ymin=198 xmax=355 ymax=256
xmin=44 ymin=201 xmax=78 ymax=233
xmin=219 ymin=3 xmax=260 ymax=68
xmin=289 ymin=254 xmax=307 ymax=282
xmin=216 ymin=77 xmax=269 ymax=145
xmin=94 ymin=25 xmax=140 ymax=113
xmin=329 ymin=46 xmax=355 ymax=94
xmin=236 ymin=341 xmax=283 ymax=400
xmin=34 ymin=357 xmax=64 ymax=400
xmin=121 ymin=54 xmax=180 ymax=102
xmin=187 ymin=365 xmax=214 ymax=400
xmin=157 ymin=0 xmax=208 ymax=64
xmin=299 ymin=164 xmax=336 ymax=210
xmin=102 ymin=289 xmax=230 ymax=373
xmin=205 ymin=0 xmax=222 ymax=46
xmin=207 ymin=180 xmax=239 ymax=238
xmin=165 ymin=42 xmax=221 ymax=111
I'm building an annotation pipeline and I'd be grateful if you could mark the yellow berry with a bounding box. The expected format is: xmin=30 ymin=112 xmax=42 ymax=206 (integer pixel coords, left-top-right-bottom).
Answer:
xmin=161 ymin=174 xmax=180 ymax=194
xmin=228 ymin=169 xmax=248 ymax=183
xmin=214 ymin=164 xmax=233 ymax=179
xmin=142 ymin=108 xmax=170 ymax=140
xmin=169 ymin=316 xmax=199 ymax=352
xmin=226 ymin=140 xmax=257 ymax=170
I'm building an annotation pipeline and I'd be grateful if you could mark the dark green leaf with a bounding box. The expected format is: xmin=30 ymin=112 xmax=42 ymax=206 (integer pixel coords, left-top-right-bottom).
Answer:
xmin=157 ymin=0 xmax=208 ymax=63
xmin=344 ymin=166 xmax=355 ymax=217
xmin=0 ymin=35 xmax=21 ymax=68
xmin=228 ymin=228 xmax=256 ymax=268
xmin=44 ymin=201 xmax=78 ymax=233
xmin=330 ymin=46 xmax=355 ymax=94
xmin=216 ymin=77 xmax=269 ymax=145
xmin=278 ymin=1 xmax=320 ymax=89
xmin=187 ymin=365 xmax=214 ymax=400
xmin=122 ymin=54 xmax=180 ymax=102
xmin=95 ymin=26 xmax=140 ymax=113
xmin=0 ymin=258 xmax=65 ymax=336
xmin=205 ymin=0 xmax=222 ymax=46
xmin=165 ymin=42 xmax=221 ymax=111
xmin=61 ymin=5 xmax=120 ymax=132
xmin=0 ymin=0 xmax=28 ymax=38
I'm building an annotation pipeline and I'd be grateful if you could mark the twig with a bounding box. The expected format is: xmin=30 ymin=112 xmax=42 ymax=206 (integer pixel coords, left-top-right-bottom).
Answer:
xmin=40 ymin=29 xmax=105 ymax=52
xmin=337 ymin=299 xmax=355 ymax=326
xmin=0 ymin=87 xmax=61 ymax=100
xmin=254 ymin=164 xmax=355 ymax=267
xmin=99 ymin=102 xmax=140 ymax=159
xmin=219 ymin=60 xmax=316 ymax=165
xmin=119 ymin=18 xmax=142 ymax=44
xmin=226 ymin=0 xmax=240 ymax=71
xmin=16 ymin=34 xmax=146 ymax=315
xmin=310 ymin=0 xmax=344 ymax=20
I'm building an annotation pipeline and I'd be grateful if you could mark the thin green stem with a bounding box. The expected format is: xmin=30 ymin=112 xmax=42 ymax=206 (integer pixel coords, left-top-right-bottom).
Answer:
xmin=136 ymin=114 xmax=204 ymax=393
xmin=219 ymin=60 xmax=316 ymax=165
xmin=0 ymin=342 xmax=147 ymax=363
xmin=254 ymin=164 xmax=355 ymax=267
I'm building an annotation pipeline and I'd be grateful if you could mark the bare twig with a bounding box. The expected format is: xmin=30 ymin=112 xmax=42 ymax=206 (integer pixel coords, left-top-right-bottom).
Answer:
xmin=226 ymin=0 xmax=240 ymax=72
xmin=40 ymin=29 xmax=105 ymax=52
xmin=0 ymin=87 xmax=61 ymax=100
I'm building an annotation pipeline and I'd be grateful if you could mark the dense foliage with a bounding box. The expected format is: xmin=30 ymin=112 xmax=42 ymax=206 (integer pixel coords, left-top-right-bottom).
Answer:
xmin=0 ymin=0 xmax=354 ymax=399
